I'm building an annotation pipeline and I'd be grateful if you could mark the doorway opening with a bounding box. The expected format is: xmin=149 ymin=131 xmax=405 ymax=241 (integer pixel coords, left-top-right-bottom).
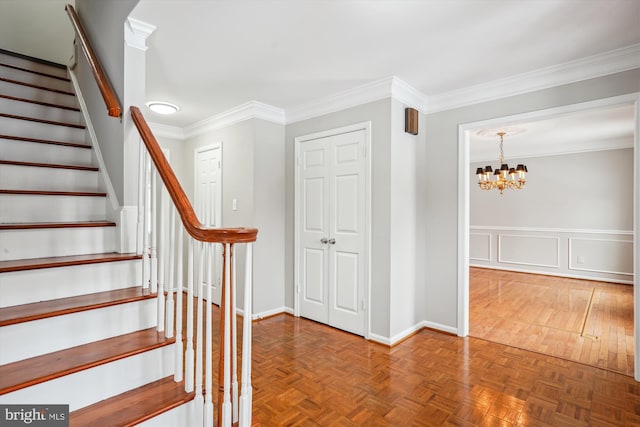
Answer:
xmin=457 ymin=94 xmax=640 ymax=380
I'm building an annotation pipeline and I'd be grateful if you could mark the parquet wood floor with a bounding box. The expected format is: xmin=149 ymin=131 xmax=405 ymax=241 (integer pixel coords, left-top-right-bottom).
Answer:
xmin=469 ymin=267 xmax=634 ymax=377
xmin=181 ymin=298 xmax=640 ymax=426
xmin=249 ymin=314 xmax=639 ymax=426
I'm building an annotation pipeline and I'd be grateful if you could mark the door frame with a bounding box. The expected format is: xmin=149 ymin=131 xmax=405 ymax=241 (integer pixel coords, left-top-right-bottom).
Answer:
xmin=456 ymin=93 xmax=640 ymax=381
xmin=294 ymin=121 xmax=372 ymax=339
xmin=194 ymin=142 xmax=223 ymax=301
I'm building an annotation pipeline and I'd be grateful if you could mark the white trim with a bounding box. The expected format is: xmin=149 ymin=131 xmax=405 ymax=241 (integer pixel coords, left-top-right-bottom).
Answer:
xmin=184 ymin=101 xmax=285 ymax=139
xmin=68 ymin=69 xmax=119 ymax=211
xmin=389 ymin=323 xmax=423 ymax=346
xmin=471 ymin=225 xmax=634 ymax=236
xmin=497 ymin=234 xmax=560 ymax=268
xmin=287 ymin=76 xmax=424 ymax=124
xmin=469 ymin=264 xmax=634 ymax=286
xmin=252 ymin=307 xmax=286 ymax=321
xmin=367 ymin=333 xmax=391 ymax=346
xmin=469 ymin=232 xmax=491 ymax=262
xmin=568 ymin=237 xmax=634 ymax=276
xmin=421 ymin=320 xmax=459 ymax=336
xmin=427 ymin=44 xmax=640 ymax=114
xmin=293 ymin=121 xmax=372 ymax=340
xmin=125 ymin=17 xmax=156 ymax=51
xmin=458 ymin=92 xmax=640 ymax=382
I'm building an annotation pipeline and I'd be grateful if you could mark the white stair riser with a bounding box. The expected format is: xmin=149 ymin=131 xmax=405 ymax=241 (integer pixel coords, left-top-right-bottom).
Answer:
xmin=0 ymin=227 xmax=116 ymax=261
xmin=0 ymin=164 xmax=99 ymax=192
xmin=0 ymin=66 xmax=74 ymax=93
xmin=0 ymin=115 xmax=85 ymax=144
xmin=0 ymin=344 xmax=174 ymax=411
xmin=0 ymin=194 xmax=107 ymax=222
xmin=0 ymin=96 xmax=82 ymax=124
xmin=137 ymin=401 xmax=193 ymax=427
xmin=0 ymin=260 xmax=142 ymax=307
xmin=0 ymin=53 xmax=68 ymax=79
xmin=0 ymin=299 xmax=158 ymax=364
xmin=0 ymin=80 xmax=78 ymax=109
xmin=0 ymin=138 xmax=92 ymax=165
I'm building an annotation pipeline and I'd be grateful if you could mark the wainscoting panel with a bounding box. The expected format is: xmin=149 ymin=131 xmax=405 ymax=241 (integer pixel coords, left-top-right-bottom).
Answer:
xmin=470 ymin=226 xmax=634 ymax=284
xmin=569 ymin=238 xmax=634 ymax=276
xmin=470 ymin=233 xmax=491 ymax=261
xmin=498 ymin=234 xmax=560 ymax=268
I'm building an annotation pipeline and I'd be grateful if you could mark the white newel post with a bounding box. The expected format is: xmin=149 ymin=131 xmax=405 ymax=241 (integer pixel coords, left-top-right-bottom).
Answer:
xmin=239 ymin=243 xmax=253 ymax=426
xmin=204 ymin=243 xmax=214 ymax=427
xmin=165 ymin=207 xmax=176 ymax=337
xmin=231 ymin=246 xmax=238 ymax=424
xmin=193 ymin=242 xmax=204 ymax=427
xmin=185 ymin=238 xmax=195 ymax=392
xmin=221 ymin=243 xmax=232 ymax=427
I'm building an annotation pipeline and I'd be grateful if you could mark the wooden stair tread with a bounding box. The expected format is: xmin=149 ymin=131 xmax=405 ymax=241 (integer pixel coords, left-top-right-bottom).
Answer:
xmin=0 ymin=252 xmax=141 ymax=273
xmin=0 ymin=77 xmax=75 ymax=96
xmin=0 ymin=93 xmax=80 ymax=111
xmin=0 ymin=62 xmax=71 ymax=82
xmin=0 ymin=221 xmax=115 ymax=230
xmin=0 ymin=286 xmax=154 ymax=327
xmin=0 ymin=134 xmax=91 ymax=149
xmin=0 ymin=328 xmax=174 ymax=395
xmin=70 ymin=377 xmax=194 ymax=427
xmin=0 ymin=159 xmax=97 ymax=171
xmin=0 ymin=112 xmax=84 ymax=129
xmin=0 ymin=189 xmax=107 ymax=197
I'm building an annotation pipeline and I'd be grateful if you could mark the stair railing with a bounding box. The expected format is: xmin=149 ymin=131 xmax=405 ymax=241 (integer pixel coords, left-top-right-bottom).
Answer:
xmin=132 ymin=107 xmax=257 ymax=427
xmin=65 ymin=4 xmax=257 ymax=426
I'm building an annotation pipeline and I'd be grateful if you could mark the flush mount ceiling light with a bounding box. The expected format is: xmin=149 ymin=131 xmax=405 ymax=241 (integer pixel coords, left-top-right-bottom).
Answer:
xmin=146 ymin=101 xmax=179 ymax=115
xmin=475 ymin=129 xmax=528 ymax=195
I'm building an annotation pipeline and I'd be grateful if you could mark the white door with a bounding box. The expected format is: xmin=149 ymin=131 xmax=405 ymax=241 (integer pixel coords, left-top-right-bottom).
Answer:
xmin=195 ymin=144 xmax=222 ymax=304
xmin=297 ymin=128 xmax=367 ymax=336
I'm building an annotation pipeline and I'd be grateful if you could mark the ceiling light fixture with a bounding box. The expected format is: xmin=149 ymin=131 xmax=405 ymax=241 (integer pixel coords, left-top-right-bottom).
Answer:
xmin=475 ymin=131 xmax=528 ymax=194
xmin=146 ymin=101 xmax=179 ymax=115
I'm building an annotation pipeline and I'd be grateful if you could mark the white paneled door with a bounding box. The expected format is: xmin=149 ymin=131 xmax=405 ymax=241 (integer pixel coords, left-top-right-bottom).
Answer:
xmin=296 ymin=128 xmax=367 ymax=336
xmin=195 ymin=143 xmax=222 ymax=304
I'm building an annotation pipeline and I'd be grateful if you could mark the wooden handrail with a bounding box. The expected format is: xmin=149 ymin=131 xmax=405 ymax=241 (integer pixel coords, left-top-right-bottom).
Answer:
xmin=65 ymin=4 xmax=121 ymax=118
xmin=131 ymin=106 xmax=258 ymax=244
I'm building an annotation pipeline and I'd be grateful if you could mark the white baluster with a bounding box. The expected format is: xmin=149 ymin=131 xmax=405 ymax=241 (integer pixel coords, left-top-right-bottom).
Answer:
xmin=174 ymin=223 xmax=184 ymax=381
xmin=185 ymin=238 xmax=195 ymax=392
xmin=142 ymin=153 xmax=151 ymax=290
xmin=165 ymin=207 xmax=176 ymax=337
xmin=239 ymin=243 xmax=253 ymax=427
xmin=136 ymin=140 xmax=144 ymax=257
xmin=192 ymin=242 xmax=204 ymax=427
xmin=231 ymin=245 xmax=238 ymax=424
xmin=204 ymin=243 xmax=214 ymax=427
xmin=156 ymin=186 xmax=166 ymax=332
xmin=149 ymin=168 xmax=158 ymax=294
xmin=221 ymin=242 xmax=232 ymax=427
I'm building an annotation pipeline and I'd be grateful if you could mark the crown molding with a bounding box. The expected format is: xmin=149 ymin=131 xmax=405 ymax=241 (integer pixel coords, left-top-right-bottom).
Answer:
xmin=148 ymin=122 xmax=185 ymax=140
xmin=286 ymin=76 xmax=427 ymax=124
xmin=425 ymin=43 xmax=640 ymax=114
xmin=125 ymin=17 xmax=156 ymax=51
xmin=184 ymin=100 xmax=285 ymax=139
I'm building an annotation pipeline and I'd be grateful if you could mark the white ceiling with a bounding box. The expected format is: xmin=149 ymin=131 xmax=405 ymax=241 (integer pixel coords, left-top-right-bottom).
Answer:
xmin=1 ymin=0 xmax=638 ymax=157
xmin=130 ymin=0 xmax=640 ymax=128
xmin=469 ymin=103 xmax=636 ymax=163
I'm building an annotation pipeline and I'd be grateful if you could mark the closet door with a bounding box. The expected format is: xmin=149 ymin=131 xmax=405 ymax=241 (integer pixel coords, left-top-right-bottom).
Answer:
xmin=297 ymin=129 xmax=366 ymax=336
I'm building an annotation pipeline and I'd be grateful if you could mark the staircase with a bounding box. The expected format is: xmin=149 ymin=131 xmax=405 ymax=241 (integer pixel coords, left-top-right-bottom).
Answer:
xmin=0 ymin=50 xmax=192 ymax=425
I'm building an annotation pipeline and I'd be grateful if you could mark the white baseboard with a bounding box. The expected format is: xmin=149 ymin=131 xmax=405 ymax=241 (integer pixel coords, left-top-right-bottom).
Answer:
xmin=421 ymin=320 xmax=459 ymax=336
xmin=252 ymin=306 xmax=287 ymax=320
xmin=470 ymin=263 xmax=633 ymax=285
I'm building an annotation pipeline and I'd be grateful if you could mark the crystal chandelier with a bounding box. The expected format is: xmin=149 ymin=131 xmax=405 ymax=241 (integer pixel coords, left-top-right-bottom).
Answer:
xmin=475 ymin=132 xmax=528 ymax=194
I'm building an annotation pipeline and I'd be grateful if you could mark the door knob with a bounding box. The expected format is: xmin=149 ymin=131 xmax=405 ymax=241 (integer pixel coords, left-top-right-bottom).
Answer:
xmin=328 ymin=238 xmax=336 ymax=245
xmin=320 ymin=237 xmax=329 ymax=244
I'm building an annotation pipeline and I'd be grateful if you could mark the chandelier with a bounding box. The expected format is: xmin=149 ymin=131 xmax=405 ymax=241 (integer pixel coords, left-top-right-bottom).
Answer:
xmin=475 ymin=131 xmax=528 ymax=194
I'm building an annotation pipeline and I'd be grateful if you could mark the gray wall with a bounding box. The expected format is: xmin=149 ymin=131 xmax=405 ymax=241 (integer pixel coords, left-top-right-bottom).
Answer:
xmin=423 ymin=69 xmax=640 ymax=330
xmin=183 ymin=119 xmax=285 ymax=316
xmin=75 ymin=0 xmax=139 ymax=205
xmin=471 ymin=148 xmax=634 ymax=230
xmin=285 ymin=98 xmax=392 ymax=338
